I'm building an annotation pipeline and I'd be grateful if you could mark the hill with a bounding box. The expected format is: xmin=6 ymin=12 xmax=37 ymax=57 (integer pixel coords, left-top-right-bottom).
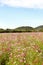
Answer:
xmin=0 ymin=25 xmax=43 ymax=32
xmin=35 ymin=25 xmax=43 ymax=32
xmin=13 ymin=26 xmax=35 ymax=32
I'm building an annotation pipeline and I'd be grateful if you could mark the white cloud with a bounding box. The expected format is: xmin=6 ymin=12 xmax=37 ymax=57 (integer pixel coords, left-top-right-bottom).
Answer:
xmin=0 ymin=0 xmax=43 ymax=8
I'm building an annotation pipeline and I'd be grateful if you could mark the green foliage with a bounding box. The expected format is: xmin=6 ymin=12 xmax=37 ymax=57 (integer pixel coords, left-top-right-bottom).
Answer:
xmin=0 ymin=25 xmax=43 ymax=32
xmin=0 ymin=29 xmax=5 ymax=33
xmin=0 ymin=33 xmax=43 ymax=65
xmin=0 ymin=52 xmax=9 ymax=65
xmin=13 ymin=26 xmax=35 ymax=32
xmin=0 ymin=26 xmax=35 ymax=33
xmin=35 ymin=25 xmax=43 ymax=32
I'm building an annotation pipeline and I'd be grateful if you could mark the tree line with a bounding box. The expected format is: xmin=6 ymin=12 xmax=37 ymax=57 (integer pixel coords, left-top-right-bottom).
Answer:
xmin=0 ymin=25 xmax=43 ymax=33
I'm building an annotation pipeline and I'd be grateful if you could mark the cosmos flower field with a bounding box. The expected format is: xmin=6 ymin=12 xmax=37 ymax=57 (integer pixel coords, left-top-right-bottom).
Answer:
xmin=0 ymin=32 xmax=43 ymax=65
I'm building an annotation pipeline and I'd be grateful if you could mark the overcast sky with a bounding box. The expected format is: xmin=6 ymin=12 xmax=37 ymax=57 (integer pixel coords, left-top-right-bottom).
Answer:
xmin=0 ymin=0 xmax=43 ymax=29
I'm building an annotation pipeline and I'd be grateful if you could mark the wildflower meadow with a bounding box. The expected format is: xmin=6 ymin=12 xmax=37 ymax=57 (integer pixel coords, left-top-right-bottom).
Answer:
xmin=0 ymin=32 xmax=43 ymax=65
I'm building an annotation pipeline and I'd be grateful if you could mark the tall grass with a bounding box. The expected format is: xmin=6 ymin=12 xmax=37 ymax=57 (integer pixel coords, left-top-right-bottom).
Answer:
xmin=0 ymin=33 xmax=43 ymax=65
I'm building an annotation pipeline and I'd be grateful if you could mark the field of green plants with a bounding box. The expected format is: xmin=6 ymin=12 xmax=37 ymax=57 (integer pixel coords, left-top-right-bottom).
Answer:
xmin=0 ymin=33 xmax=43 ymax=65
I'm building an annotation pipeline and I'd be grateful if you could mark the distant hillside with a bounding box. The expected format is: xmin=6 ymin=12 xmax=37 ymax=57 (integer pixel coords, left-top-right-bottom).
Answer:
xmin=0 ymin=25 xmax=43 ymax=33
xmin=13 ymin=26 xmax=35 ymax=32
xmin=35 ymin=25 xmax=43 ymax=32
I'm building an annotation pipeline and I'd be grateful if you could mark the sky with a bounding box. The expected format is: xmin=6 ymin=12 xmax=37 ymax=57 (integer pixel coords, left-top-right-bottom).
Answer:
xmin=0 ymin=0 xmax=43 ymax=29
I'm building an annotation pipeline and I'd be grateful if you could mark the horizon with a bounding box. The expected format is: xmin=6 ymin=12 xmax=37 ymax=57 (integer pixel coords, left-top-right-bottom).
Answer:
xmin=0 ymin=25 xmax=43 ymax=29
xmin=0 ymin=0 xmax=43 ymax=29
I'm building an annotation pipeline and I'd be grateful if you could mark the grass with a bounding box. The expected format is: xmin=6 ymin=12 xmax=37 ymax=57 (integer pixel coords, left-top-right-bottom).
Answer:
xmin=0 ymin=33 xmax=43 ymax=65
